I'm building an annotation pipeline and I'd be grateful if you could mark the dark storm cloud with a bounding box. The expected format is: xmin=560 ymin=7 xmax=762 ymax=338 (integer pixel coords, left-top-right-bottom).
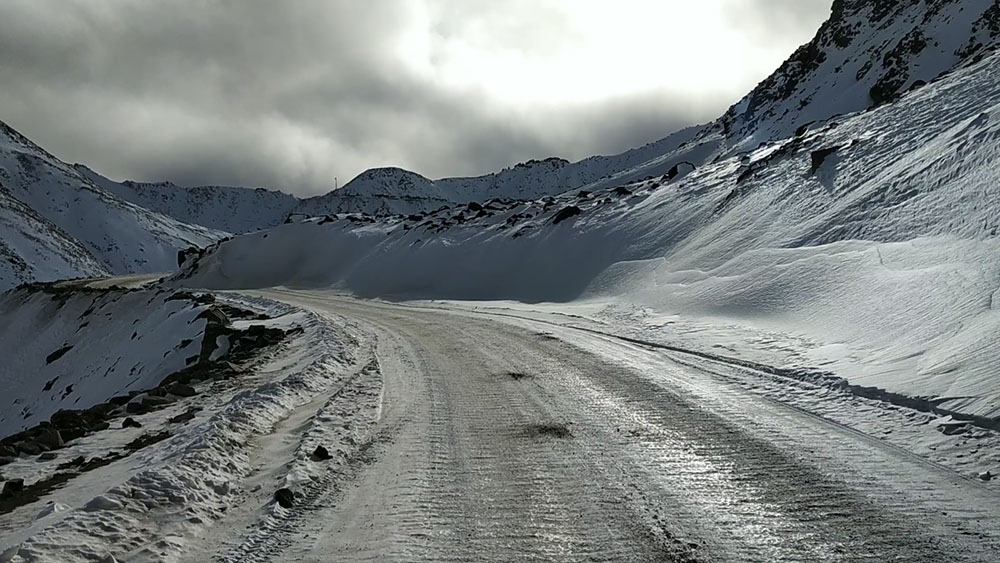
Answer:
xmin=0 ymin=1 xmax=831 ymax=196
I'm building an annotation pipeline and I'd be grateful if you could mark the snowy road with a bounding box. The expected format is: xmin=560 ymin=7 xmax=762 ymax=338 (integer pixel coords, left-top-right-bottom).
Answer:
xmin=221 ymin=290 xmax=1000 ymax=562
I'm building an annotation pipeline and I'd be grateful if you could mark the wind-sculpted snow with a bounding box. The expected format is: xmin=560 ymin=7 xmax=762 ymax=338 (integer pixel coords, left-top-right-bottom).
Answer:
xmin=178 ymin=47 xmax=1000 ymax=419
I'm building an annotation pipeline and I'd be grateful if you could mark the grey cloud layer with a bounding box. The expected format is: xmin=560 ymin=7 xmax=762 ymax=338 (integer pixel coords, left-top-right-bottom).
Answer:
xmin=0 ymin=1 xmax=830 ymax=195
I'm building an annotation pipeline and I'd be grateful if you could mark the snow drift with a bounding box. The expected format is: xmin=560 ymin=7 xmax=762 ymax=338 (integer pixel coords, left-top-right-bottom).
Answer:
xmin=177 ymin=34 xmax=1000 ymax=419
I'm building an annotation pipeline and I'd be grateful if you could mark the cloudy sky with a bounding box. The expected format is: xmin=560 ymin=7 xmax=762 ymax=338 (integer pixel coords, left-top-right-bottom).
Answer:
xmin=0 ymin=1 xmax=831 ymax=196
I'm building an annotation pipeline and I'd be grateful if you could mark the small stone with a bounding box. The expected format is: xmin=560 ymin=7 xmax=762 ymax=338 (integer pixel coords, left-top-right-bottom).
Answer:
xmin=122 ymin=417 xmax=142 ymax=429
xmin=312 ymin=445 xmax=332 ymax=461
xmin=168 ymin=410 xmax=197 ymax=425
xmin=979 ymin=471 xmax=993 ymax=482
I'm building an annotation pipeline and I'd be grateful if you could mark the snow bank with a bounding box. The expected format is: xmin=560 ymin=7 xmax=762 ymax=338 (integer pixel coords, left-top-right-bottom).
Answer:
xmin=0 ymin=285 xmax=215 ymax=438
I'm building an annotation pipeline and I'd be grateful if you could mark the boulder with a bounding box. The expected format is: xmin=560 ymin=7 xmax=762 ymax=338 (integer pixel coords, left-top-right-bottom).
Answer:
xmin=125 ymin=402 xmax=147 ymax=415
xmin=274 ymin=488 xmax=295 ymax=509
xmin=979 ymin=471 xmax=993 ymax=482
xmin=36 ymin=429 xmax=64 ymax=450
xmin=1 ymin=478 xmax=24 ymax=498
xmin=141 ymin=395 xmax=174 ymax=409
xmin=312 ymin=445 xmax=333 ymax=461
xmin=37 ymin=452 xmax=58 ymax=462
xmin=122 ymin=418 xmax=142 ymax=429
xmin=167 ymin=383 xmax=197 ymax=398
xmin=551 ymin=206 xmax=582 ymax=225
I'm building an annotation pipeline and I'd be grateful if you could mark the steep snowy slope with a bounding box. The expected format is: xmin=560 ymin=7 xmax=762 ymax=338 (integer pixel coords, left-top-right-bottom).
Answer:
xmin=0 ymin=184 xmax=109 ymax=289
xmin=0 ymin=121 xmax=225 ymax=289
xmin=721 ymin=0 xmax=1000 ymax=150
xmin=176 ymin=36 xmax=1000 ymax=419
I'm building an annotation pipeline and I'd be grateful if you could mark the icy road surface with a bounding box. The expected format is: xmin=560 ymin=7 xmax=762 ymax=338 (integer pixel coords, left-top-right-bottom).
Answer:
xmin=212 ymin=290 xmax=1000 ymax=563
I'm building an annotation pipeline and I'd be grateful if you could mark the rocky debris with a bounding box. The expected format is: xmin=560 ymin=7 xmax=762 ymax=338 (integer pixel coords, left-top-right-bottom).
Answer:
xmin=168 ymin=408 xmax=200 ymax=425
xmin=577 ymin=190 xmax=591 ymax=199
xmin=612 ymin=186 xmax=632 ymax=196
xmin=274 ymin=488 xmax=295 ymax=508
xmin=56 ymin=456 xmax=86 ymax=470
xmin=312 ymin=445 xmax=333 ymax=461
xmin=979 ymin=471 xmax=993 ymax=482
xmin=124 ymin=431 xmax=171 ymax=453
xmin=37 ymin=452 xmax=58 ymax=462
xmin=122 ymin=417 xmax=142 ymax=429
xmin=667 ymin=161 xmax=696 ymax=180
xmin=466 ymin=201 xmax=483 ymax=212
xmin=177 ymin=246 xmax=206 ymax=268
xmin=551 ymin=206 xmax=582 ymax=225
xmin=1 ymin=478 xmax=24 ymax=498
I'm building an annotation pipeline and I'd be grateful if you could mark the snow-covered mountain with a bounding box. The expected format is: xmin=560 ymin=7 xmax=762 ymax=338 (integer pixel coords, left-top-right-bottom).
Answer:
xmin=81 ymin=2 xmax=1000 ymax=235
xmin=177 ymin=1 xmax=1000 ymax=421
xmin=0 ymin=121 xmax=226 ymax=290
xmin=79 ymin=123 xmax=707 ymax=233
xmin=720 ymin=0 xmax=1000 ymax=150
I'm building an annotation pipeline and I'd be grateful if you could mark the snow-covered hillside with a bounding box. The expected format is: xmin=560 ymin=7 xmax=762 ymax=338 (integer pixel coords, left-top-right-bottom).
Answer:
xmin=721 ymin=0 xmax=1000 ymax=150
xmin=176 ymin=15 xmax=1000 ymax=421
xmin=0 ymin=122 xmax=226 ymax=290
xmin=79 ymin=123 xmax=708 ymax=233
xmin=76 ymin=166 xmax=300 ymax=234
xmin=0 ymin=284 xmax=221 ymax=439
xmin=67 ymin=1 xmax=1000 ymax=237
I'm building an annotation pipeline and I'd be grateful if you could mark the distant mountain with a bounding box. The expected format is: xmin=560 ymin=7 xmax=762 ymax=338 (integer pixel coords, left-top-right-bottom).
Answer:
xmin=81 ymin=123 xmax=707 ymax=233
xmin=0 ymin=121 xmax=225 ymax=290
xmin=87 ymin=2 xmax=1000 ymax=236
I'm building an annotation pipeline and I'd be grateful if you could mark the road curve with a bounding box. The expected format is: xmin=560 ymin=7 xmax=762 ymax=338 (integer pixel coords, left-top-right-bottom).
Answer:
xmin=251 ymin=290 xmax=1000 ymax=562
